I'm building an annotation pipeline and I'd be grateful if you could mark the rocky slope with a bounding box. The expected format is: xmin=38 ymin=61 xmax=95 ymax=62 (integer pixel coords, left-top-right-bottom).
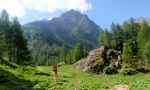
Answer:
xmin=22 ymin=9 xmax=103 ymax=50
xmin=75 ymin=46 xmax=122 ymax=74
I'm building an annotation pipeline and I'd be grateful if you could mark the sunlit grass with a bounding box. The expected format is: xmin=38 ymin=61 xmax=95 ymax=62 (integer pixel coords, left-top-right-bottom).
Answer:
xmin=1 ymin=58 xmax=150 ymax=90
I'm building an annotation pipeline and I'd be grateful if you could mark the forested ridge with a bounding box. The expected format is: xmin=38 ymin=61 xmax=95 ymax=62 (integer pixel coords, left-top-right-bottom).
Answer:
xmin=1 ymin=9 xmax=150 ymax=69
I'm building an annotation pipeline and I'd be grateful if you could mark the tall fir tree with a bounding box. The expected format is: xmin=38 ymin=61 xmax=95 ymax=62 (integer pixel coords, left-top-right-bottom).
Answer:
xmin=60 ymin=44 xmax=67 ymax=61
xmin=137 ymin=19 xmax=150 ymax=55
xmin=98 ymin=31 xmax=104 ymax=46
xmin=73 ymin=42 xmax=84 ymax=62
xmin=12 ymin=17 xmax=32 ymax=65
xmin=142 ymin=41 xmax=150 ymax=69
xmin=66 ymin=52 xmax=71 ymax=64
xmin=115 ymin=23 xmax=124 ymax=50
xmin=0 ymin=18 xmax=5 ymax=58
xmin=110 ymin=22 xmax=117 ymax=49
xmin=121 ymin=40 xmax=135 ymax=67
xmin=1 ymin=9 xmax=14 ymax=62
xmin=103 ymin=28 xmax=111 ymax=48
xmin=70 ymin=48 xmax=74 ymax=64
xmin=83 ymin=47 xmax=88 ymax=58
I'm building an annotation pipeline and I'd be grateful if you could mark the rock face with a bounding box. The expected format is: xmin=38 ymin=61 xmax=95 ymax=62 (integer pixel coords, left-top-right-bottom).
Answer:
xmin=74 ymin=46 xmax=123 ymax=74
xmin=57 ymin=60 xmax=66 ymax=67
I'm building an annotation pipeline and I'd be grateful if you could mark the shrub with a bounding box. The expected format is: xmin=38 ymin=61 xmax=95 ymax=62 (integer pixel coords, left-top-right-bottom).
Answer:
xmin=103 ymin=66 xmax=116 ymax=74
xmin=120 ymin=65 xmax=137 ymax=75
xmin=92 ymin=60 xmax=104 ymax=67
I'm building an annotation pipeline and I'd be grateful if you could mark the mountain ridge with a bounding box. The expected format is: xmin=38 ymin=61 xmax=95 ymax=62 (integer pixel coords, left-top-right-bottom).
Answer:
xmin=22 ymin=9 xmax=103 ymax=50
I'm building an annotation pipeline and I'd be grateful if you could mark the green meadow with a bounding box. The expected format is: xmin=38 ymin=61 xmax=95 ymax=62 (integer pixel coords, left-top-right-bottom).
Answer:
xmin=0 ymin=58 xmax=150 ymax=90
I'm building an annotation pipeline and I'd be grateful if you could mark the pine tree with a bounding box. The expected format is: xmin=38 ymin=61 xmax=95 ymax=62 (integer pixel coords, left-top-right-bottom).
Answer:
xmin=73 ymin=42 xmax=84 ymax=62
xmin=98 ymin=31 xmax=104 ymax=46
xmin=0 ymin=18 xmax=5 ymax=58
xmin=1 ymin=9 xmax=14 ymax=62
xmin=104 ymin=28 xmax=111 ymax=48
xmin=66 ymin=52 xmax=71 ymax=64
xmin=70 ymin=48 xmax=74 ymax=64
xmin=83 ymin=47 xmax=88 ymax=57
xmin=12 ymin=17 xmax=32 ymax=65
xmin=60 ymin=44 xmax=67 ymax=61
xmin=137 ymin=20 xmax=150 ymax=54
xmin=110 ymin=22 xmax=117 ymax=49
xmin=115 ymin=23 xmax=124 ymax=50
xmin=121 ymin=40 xmax=135 ymax=66
xmin=142 ymin=41 xmax=150 ymax=69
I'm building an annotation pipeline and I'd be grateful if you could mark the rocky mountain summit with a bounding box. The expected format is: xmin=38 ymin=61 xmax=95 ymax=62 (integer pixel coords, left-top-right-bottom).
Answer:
xmin=75 ymin=46 xmax=122 ymax=74
xmin=23 ymin=9 xmax=103 ymax=51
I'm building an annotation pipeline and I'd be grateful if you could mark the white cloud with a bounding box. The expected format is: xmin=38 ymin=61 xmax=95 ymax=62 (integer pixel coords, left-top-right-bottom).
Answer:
xmin=0 ymin=0 xmax=25 ymax=18
xmin=39 ymin=18 xmax=42 ymax=20
xmin=0 ymin=0 xmax=91 ymax=18
xmin=48 ymin=18 xmax=52 ymax=20
xmin=22 ymin=0 xmax=92 ymax=12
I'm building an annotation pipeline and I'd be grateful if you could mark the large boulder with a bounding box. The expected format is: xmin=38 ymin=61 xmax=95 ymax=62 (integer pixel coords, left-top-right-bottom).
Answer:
xmin=75 ymin=46 xmax=123 ymax=74
xmin=57 ymin=60 xmax=66 ymax=67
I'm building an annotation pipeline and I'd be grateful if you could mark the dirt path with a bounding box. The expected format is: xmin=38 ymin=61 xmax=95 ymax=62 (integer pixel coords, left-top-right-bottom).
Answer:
xmin=115 ymin=85 xmax=129 ymax=90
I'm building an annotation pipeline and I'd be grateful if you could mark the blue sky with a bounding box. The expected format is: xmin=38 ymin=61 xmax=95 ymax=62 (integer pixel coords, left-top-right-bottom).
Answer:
xmin=0 ymin=0 xmax=150 ymax=31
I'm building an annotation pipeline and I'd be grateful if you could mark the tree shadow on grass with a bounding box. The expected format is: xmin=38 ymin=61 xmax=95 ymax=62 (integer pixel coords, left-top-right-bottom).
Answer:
xmin=0 ymin=67 xmax=33 ymax=89
xmin=34 ymin=72 xmax=51 ymax=76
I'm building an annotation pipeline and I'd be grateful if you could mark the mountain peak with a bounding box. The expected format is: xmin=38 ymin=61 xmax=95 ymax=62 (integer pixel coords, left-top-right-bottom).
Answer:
xmin=60 ymin=9 xmax=82 ymax=18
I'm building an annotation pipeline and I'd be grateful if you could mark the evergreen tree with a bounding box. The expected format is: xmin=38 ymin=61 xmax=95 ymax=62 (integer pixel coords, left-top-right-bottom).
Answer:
xmin=142 ymin=41 xmax=150 ymax=69
xmin=83 ymin=47 xmax=88 ymax=57
xmin=12 ymin=17 xmax=32 ymax=65
xmin=110 ymin=22 xmax=117 ymax=49
xmin=1 ymin=9 xmax=14 ymax=62
xmin=104 ymin=28 xmax=111 ymax=48
xmin=137 ymin=20 xmax=150 ymax=54
xmin=115 ymin=23 xmax=124 ymax=50
xmin=74 ymin=42 xmax=84 ymax=62
xmin=121 ymin=40 xmax=135 ymax=67
xmin=66 ymin=52 xmax=71 ymax=64
xmin=60 ymin=44 xmax=67 ymax=61
xmin=70 ymin=48 xmax=74 ymax=64
xmin=98 ymin=31 xmax=104 ymax=46
xmin=0 ymin=18 xmax=5 ymax=58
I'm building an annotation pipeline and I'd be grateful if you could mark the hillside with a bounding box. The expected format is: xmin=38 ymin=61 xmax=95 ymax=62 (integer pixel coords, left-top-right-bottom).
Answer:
xmin=1 ymin=58 xmax=150 ymax=90
xmin=22 ymin=9 xmax=103 ymax=51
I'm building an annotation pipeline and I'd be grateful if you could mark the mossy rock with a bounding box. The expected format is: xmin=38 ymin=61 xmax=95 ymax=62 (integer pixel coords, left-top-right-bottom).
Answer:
xmin=92 ymin=60 xmax=104 ymax=68
xmin=94 ymin=54 xmax=102 ymax=60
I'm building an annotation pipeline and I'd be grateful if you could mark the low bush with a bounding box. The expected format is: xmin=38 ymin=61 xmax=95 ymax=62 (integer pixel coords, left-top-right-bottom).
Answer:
xmin=103 ymin=66 xmax=116 ymax=74
xmin=92 ymin=60 xmax=104 ymax=67
xmin=120 ymin=65 xmax=137 ymax=75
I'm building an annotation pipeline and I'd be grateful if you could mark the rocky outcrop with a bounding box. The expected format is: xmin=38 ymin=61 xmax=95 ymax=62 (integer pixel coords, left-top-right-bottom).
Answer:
xmin=74 ymin=46 xmax=123 ymax=74
xmin=57 ymin=60 xmax=66 ymax=67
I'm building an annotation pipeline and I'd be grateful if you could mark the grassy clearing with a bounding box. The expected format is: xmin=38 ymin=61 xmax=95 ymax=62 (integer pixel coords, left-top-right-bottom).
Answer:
xmin=1 ymin=58 xmax=150 ymax=90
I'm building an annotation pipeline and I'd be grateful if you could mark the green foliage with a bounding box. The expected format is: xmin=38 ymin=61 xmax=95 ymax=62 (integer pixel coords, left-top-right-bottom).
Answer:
xmin=103 ymin=66 xmax=115 ymax=74
xmin=142 ymin=41 xmax=150 ymax=69
xmin=110 ymin=22 xmax=124 ymax=50
xmin=92 ymin=60 xmax=104 ymax=67
xmin=120 ymin=65 xmax=137 ymax=75
xmin=137 ymin=19 xmax=150 ymax=55
xmin=66 ymin=52 xmax=71 ymax=64
xmin=60 ymin=44 xmax=67 ymax=61
xmin=104 ymin=28 xmax=111 ymax=48
xmin=122 ymin=40 xmax=136 ymax=66
xmin=0 ymin=9 xmax=32 ymax=65
xmin=0 ymin=18 xmax=5 ymax=58
xmin=98 ymin=31 xmax=104 ymax=46
xmin=83 ymin=47 xmax=88 ymax=57
xmin=73 ymin=42 xmax=84 ymax=62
